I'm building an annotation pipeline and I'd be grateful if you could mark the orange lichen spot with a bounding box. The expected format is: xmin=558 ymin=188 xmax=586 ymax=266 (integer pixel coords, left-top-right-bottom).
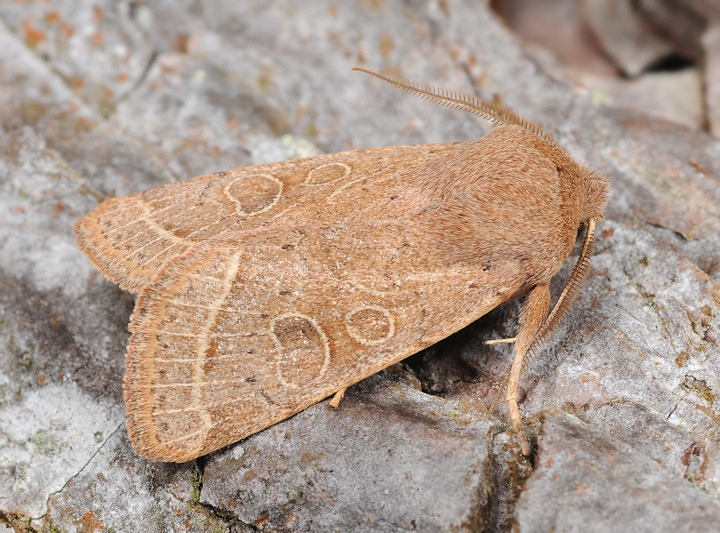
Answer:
xmin=60 ymin=20 xmax=74 ymax=38
xmin=51 ymin=201 xmax=66 ymax=218
xmin=91 ymin=30 xmax=104 ymax=46
xmin=174 ymin=33 xmax=189 ymax=54
xmin=81 ymin=511 xmax=105 ymax=532
xmin=379 ymin=33 xmax=394 ymax=59
xmin=22 ymin=19 xmax=46 ymax=47
xmin=69 ymin=77 xmax=85 ymax=91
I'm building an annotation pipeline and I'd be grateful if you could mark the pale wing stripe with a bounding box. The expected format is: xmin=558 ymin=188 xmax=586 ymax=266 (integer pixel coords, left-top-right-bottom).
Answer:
xmin=104 ymin=202 xmax=176 ymax=234
xmin=111 ymin=203 xmax=203 ymax=248
xmin=193 ymin=274 xmax=228 ymax=283
xmin=326 ymin=177 xmax=366 ymax=202
xmin=162 ymin=300 xmax=226 ymax=312
xmin=188 ymin=250 xmax=244 ymax=429
xmin=151 ymin=376 xmax=253 ymax=389
xmin=155 ymin=353 xmax=251 ymax=363
xmin=153 ymin=393 xmax=255 ymax=415
xmin=155 ymin=345 xmax=267 ymax=364
xmin=123 ymin=233 xmax=177 ymax=258
xmin=172 ymin=213 xmax=235 ymax=239
xmin=158 ymin=301 xmax=269 ymax=314
xmin=160 ymin=330 xmax=255 ymax=339
xmin=156 ymin=330 xmax=262 ymax=341
xmin=121 ymin=213 xmax=188 ymax=249
xmin=138 ymin=240 xmax=184 ymax=268
xmin=156 ymin=429 xmax=206 ymax=446
xmin=211 ymin=331 xmax=264 ymax=338
xmin=128 ymin=216 xmax=237 ymax=267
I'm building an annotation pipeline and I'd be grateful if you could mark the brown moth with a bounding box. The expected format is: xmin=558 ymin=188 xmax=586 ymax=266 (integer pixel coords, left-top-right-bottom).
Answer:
xmin=74 ymin=68 xmax=609 ymax=462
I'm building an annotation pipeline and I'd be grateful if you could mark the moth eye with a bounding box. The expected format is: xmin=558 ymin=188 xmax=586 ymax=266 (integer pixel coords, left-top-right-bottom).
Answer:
xmin=576 ymin=221 xmax=591 ymax=242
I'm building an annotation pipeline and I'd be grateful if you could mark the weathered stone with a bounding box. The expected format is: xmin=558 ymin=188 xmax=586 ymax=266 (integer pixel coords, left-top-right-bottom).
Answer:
xmin=0 ymin=1 xmax=718 ymax=531
xmin=201 ymin=376 xmax=494 ymax=532
xmin=516 ymin=412 xmax=720 ymax=532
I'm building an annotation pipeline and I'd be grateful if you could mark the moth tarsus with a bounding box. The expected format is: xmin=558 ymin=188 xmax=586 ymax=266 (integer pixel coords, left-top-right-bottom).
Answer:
xmin=74 ymin=68 xmax=608 ymax=461
xmin=329 ymin=387 xmax=347 ymax=408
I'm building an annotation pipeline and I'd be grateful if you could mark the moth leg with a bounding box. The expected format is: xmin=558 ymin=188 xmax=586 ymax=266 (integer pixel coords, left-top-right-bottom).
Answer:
xmin=329 ymin=387 xmax=347 ymax=408
xmin=507 ymin=283 xmax=551 ymax=455
xmin=485 ymin=336 xmax=517 ymax=345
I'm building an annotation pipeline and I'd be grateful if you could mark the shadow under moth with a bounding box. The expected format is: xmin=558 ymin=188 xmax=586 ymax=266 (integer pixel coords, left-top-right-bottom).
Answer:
xmin=74 ymin=68 xmax=609 ymax=462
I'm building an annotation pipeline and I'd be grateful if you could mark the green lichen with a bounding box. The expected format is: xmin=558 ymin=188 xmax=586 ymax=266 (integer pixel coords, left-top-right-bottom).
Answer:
xmin=14 ymin=460 xmax=29 ymax=480
xmin=30 ymin=429 xmax=65 ymax=456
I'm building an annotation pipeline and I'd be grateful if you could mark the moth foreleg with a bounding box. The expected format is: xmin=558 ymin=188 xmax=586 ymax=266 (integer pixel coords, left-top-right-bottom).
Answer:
xmin=506 ymin=283 xmax=551 ymax=455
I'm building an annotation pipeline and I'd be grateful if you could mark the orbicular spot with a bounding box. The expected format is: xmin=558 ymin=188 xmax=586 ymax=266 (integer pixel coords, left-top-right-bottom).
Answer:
xmin=345 ymin=305 xmax=395 ymax=346
xmin=303 ymin=162 xmax=350 ymax=186
xmin=224 ymin=174 xmax=282 ymax=216
xmin=270 ymin=313 xmax=330 ymax=387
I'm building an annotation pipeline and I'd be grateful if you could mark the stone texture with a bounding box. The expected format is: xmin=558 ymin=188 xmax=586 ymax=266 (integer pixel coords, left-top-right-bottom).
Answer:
xmin=201 ymin=376 xmax=493 ymax=532
xmin=45 ymin=429 xmax=229 ymax=533
xmin=0 ymin=1 xmax=718 ymax=532
xmin=516 ymin=412 xmax=720 ymax=532
xmin=495 ymin=0 xmax=714 ymax=136
xmin=581 ymin=0 xmax=674 ymax=77
xmin=705 ymin=24 xmax=720 ymax=138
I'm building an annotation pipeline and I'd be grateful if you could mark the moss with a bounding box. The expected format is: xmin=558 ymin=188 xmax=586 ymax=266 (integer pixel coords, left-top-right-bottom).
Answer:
xmin=190 ymin=480 xmax=201 ymax=504
xmin=47 ymin=522 xmax=63 ymax=533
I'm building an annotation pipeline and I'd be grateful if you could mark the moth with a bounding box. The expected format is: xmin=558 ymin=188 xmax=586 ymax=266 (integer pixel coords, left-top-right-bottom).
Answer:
xmin=74 ymin=68 xmax=609 ymax=462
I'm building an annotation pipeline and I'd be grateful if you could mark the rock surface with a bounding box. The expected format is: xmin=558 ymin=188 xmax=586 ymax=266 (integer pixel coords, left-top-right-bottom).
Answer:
xmin=0 ymin=1 xmax=718 ymax=532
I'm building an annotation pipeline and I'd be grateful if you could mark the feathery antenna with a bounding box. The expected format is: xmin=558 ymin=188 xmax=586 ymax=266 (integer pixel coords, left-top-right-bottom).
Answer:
xmin=521 ymin=218 xmax=597 ymax=370
xmin=353 ymin=67 xmax=554 ymax=142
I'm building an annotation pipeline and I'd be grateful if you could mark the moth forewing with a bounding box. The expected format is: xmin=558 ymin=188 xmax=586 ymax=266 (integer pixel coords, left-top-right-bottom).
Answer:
xmin=74 ymin=68 xmax=609 ymax=461
xmin=75 ymin=143 xmax=480 ymax=293
xmin=124 ymin=220 xmax=527 ymax=461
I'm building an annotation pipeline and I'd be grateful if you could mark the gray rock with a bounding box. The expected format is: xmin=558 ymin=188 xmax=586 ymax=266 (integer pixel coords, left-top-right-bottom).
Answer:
xmin=45 ymin=429 xmax=229 ymax=533
xmin=517 ymin=412 xmax=720 ymax=532
xmin=582 ymin=0 xmax=674 ymax=77
xmin=0 ymin=1 xmax=718 ymax=532
xmin=201 ymin=375 xmax=493 ymax=532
